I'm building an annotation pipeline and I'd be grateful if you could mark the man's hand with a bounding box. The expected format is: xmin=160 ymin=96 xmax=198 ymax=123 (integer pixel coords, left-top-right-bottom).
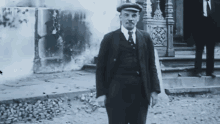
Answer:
xmin=151 ymin=92 xmax=158 ymax=108
xmin=96 ymin=95 xmax=106 ymax=107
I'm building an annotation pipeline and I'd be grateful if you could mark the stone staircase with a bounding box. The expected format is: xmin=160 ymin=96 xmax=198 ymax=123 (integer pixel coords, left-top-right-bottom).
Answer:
xmin=82 ymin=46 xmax=220 ymax=95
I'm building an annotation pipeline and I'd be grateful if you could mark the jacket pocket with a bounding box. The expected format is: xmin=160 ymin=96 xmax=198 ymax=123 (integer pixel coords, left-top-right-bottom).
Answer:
xmin=108 ymin=80 xmax=122 ymax=98
xmin=108 ymin=83 xmax=116 ymax=97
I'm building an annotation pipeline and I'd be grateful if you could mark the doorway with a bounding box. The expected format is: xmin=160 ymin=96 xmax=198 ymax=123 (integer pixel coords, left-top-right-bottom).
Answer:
xmin=183 ymin=0 xmax=195 ymax=47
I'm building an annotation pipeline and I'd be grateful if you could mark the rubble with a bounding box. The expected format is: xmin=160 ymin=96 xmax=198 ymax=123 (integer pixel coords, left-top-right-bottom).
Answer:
xmin=0 ymin=90 xmax=100 ymax=124
xmin=0 ymin=98 xmax=66 ymax=123
xmin=2 ymin=91 xmax=220 ymax=124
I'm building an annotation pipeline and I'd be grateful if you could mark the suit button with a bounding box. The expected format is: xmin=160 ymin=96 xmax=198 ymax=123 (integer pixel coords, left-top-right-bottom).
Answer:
xmin=133 ymin=47 xmax=135 ymax=49
xmin=114 ymin=59 xmax=116 ymax=61
xmin=137 ymin=71 xmax=139 ymax=75
xmin=131 ymin=44 xmax=133 ymax=46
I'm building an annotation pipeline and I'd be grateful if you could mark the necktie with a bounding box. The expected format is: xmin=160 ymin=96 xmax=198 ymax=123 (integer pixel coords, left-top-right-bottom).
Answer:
xmin=206 ymin=0 xmax=211 ymax=17
xmin=128 ymin=31 xmax=135 ymax=44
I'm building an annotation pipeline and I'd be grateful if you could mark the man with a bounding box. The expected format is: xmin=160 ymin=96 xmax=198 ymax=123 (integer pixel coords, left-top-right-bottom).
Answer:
xmin=96 ymin=1 xmax=161 ymax=124
xmin=192 ymin=0 xmax=220 ymax=77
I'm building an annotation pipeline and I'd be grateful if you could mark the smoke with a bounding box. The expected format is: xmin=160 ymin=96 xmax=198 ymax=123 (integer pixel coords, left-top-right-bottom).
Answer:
xmin=46 ymin=0 xmax=121 ymax=71
xmin=0 ymin=8 xmax=35 ymax=83
xmin=0 ymin=0 xmax=121 ymax=81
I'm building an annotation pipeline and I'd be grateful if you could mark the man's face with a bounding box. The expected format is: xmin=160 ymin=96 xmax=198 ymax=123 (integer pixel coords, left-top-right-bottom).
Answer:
xmin=120 ymin=9 xmax=140 ymax=30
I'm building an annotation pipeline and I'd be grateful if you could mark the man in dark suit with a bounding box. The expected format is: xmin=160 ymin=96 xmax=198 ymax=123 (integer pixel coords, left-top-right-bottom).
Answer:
xmin=95 ymin=1 xmax=161 ymax=124
xmin=192 ymin=0 xmax=220 ymax=77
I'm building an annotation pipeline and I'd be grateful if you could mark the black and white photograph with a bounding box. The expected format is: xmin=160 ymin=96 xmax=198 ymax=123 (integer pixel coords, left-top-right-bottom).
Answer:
xmin=0 ymin=0 xmax=220 ymax=124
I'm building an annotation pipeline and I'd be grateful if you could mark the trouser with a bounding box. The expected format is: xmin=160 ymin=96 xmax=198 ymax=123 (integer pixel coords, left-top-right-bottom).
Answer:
xmin=195 ymin=41 xmax=215 ymax=74
xmin=193 ymin=17 xmax=216 ymax=74
xmin=105 ymin=75 xmax=149 ymax=124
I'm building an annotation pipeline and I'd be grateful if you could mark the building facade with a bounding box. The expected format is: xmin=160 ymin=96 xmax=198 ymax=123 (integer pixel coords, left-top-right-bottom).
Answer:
xmin=1 ymin=0 xmax=198 ymax=73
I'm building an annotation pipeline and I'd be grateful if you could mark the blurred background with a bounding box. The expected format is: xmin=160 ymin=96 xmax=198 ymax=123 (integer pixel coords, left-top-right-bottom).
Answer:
xmin=0 ymin=0 xmax=121 ymax=83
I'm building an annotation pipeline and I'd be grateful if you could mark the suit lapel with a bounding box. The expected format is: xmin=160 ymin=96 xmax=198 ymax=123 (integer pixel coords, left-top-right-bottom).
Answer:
xmin=197 ymin=0 xmax=204 ymax=15
xmin=136 ymin=29 xmax=145 ymax=63
xmin=136 ymin=29 xmax=148 ymax=83
xmin=211 ymin=0 xmax=215 ymax=13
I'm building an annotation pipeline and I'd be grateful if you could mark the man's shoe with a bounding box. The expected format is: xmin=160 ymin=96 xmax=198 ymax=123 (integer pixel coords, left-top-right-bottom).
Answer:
xmin=195 ymin=73 xmax=202 ymax=77
xmin=207 ymin=73 xmax=216 ymax=78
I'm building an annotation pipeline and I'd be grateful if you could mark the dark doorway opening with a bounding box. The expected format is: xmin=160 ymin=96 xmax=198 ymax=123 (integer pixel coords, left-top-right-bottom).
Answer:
xmin=183 ymin=0 xmax=195 ymax=47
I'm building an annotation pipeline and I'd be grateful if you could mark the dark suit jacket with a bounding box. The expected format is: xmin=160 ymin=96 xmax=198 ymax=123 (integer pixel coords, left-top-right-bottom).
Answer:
xmin=190 ymin=0 xmax=220 ymax=43
xmin=212 ymin=0 xmax=220 ymax=27
xmin=191 ymin=0 xmax=218 ymax=25
xmin=96 ymin=28 xmax=161 ymax=104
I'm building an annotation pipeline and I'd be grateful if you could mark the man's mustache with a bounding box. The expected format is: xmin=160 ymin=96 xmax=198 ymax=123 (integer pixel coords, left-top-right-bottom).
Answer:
xmin=126 ymin=22 xmax=134 ymax=24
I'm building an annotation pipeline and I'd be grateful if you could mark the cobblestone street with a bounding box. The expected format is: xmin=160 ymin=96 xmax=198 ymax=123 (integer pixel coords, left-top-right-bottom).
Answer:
xmin=11 ymin=93 xmax=220 ymax=124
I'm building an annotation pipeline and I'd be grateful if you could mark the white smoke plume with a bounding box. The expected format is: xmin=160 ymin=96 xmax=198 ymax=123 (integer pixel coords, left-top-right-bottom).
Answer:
xmin=0 ymin=8 xmax=35 ymax=83
xmin=44 ymin=0 xmax=121 ymax=71
xmin=0 ymin=0 xmax=121 ymax=82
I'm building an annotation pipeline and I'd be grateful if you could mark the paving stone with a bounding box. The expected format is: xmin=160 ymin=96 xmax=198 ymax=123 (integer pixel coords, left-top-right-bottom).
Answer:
xmin=97 ymin=108 xmax=106 ymax=113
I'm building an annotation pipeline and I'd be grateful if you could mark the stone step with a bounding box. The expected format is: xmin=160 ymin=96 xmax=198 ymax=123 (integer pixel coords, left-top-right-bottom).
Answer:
xmin=174 ymin=47 xmax=195 ymax=51
xmin=82 ymin=64 xmax=96 ymax=73
xmin=165 ymin=86 xmax=220 ymax=95
xmin=93 ymin=46 xmax=220 ymax=64
xmin=160 ymin=56 xmax=220 ymax=67
xmin=81 ymin=65 xmax=220 ymax=95
xmin=164 ymin=76 xmax=220 ymax=95
xmin=162 ymin=66 xmax=220 ymax=77
xmin=175 ymin=51 xmax=220 ymax=56
xmin=81 ymin=65 xmax=220 ymax=88
xmin=163 ymin=76 xmax=220 ymax=89
xmin=175 ymin=50 xmax=195 ymax=55
xmin=94 ymin=56 xmax=220 ymax=66
xmin=34 ymin=57 xmax=64 ymax=74
xmin=175 ymin=47 xmax=220 ymax=56
xmin=173 ymin=43 xmax=188 ymax=47
xmin=82 ymin=64 xmax=220 ymax=77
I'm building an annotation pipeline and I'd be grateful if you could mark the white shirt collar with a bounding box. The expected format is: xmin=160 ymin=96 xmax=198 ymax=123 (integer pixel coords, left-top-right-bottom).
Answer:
xmin=204 ymin=0 xmax=211 ymax=8
xmin=203 ymin=0 xmax=212 ymax=17
xmin=121 ymin=25 xmax=136 ymax=44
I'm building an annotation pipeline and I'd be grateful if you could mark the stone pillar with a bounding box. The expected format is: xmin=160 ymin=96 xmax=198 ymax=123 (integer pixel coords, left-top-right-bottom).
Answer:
xmin=143 ymin=0 xmax=153 ymax=32
xmin=165 ymin=0 xmax=175 ymax=56
xmin=143 ymin=0 xmax=167 ymax=57
xmin=33 ymin=8 xmax=41 ymax=73
xmin=145 ymin=0 xmax=152 ymax=19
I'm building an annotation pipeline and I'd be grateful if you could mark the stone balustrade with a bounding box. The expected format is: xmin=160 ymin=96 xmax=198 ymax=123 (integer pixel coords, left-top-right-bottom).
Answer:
xmin=142 ymin=0 xmax=175 ymax=57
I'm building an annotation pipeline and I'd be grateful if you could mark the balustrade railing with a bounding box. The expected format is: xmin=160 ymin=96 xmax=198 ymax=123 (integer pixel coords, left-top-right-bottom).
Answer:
xmin=142 ymin=0 xmax=175 ymax=57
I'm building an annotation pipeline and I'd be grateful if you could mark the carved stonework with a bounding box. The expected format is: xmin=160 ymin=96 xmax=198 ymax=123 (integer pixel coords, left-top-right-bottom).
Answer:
xmin=143 ymin=0 xmax=175 ymax=56
xmin=143 ymin=0 xmax=152 ymax=19
xmin=153 ymin=0 xmax=164 ymax=20
xmin=153 ymin=9 xmax=164 ymax=20
xmin=170 ymin=25 xmax=173 ymax=34
xmin=151 ymin=26 xmax=167 ymax=46
xmin=165 ymin=0 xmax=174 ymax=19
xmin=165 ymin=0 xmax=175 ymax=56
